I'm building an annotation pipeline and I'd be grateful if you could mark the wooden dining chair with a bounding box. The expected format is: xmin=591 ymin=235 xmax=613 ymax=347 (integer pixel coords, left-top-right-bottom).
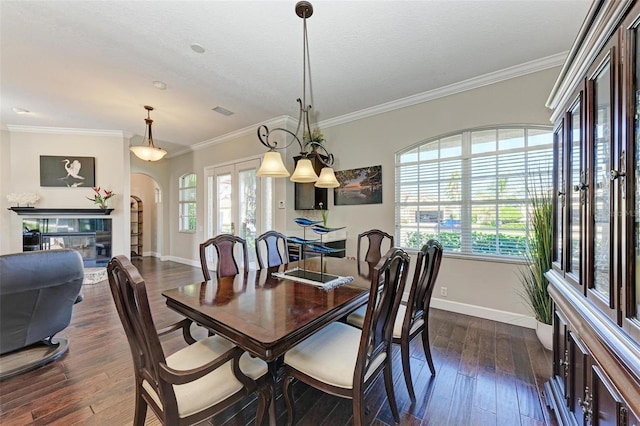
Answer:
xmin=199 ymin=234 xmax=249 ymax=280
xmin=106 ymin=255 xmax=271 ymax=426
xmin=357 ymin=229 xmax=394 ymax=264
xmin=255 ymin=230 xmax=289 ymax=269
xmin=282 ymin=248 xmax=411 ymax=426
xmin=347 ymin=239 xmax=443 ymax=401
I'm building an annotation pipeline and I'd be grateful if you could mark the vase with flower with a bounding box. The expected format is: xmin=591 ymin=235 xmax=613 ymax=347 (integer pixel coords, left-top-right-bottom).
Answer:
xmin=88 ymin=187 xmax=115 ymax=209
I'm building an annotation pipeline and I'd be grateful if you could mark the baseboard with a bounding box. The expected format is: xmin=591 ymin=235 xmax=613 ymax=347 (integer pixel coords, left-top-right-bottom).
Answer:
xmin=431 ymin=297 xmax=537 ymax=329
xmin=164 ymin=256 xmax=201 ymax=268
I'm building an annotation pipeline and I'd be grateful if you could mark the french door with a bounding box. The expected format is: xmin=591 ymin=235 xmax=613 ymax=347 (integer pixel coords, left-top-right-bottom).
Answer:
xmin=205 ymin=158 xmax=268 ymax=269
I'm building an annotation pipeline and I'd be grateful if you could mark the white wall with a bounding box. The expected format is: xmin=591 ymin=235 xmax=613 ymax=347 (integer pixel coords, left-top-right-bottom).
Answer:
xmin=1 ymin=128 xmax=131 ymax=257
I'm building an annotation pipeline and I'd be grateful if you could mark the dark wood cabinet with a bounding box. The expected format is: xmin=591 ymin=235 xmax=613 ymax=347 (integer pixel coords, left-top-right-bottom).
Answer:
xmin=545 ymin=1 xmax=640 ymax=425
xmin=294 ymin=155 xmax=328 ymax=210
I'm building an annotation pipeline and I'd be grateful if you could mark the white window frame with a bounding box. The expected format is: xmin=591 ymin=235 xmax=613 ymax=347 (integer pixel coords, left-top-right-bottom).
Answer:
xmin=395 ymin=125 xmax=553 ymax=260
xmin=178 ymin=172 xmax=197 ymax=233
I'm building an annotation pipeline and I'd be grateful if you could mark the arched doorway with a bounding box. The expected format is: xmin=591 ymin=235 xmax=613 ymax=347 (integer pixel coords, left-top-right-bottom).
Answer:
xmin=130 ymin=173 xmax=161 ymax=258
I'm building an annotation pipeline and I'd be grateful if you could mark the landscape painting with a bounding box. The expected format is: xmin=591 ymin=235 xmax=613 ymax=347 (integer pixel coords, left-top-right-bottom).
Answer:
xmin=40 ymin=156 xmax=95 ymax=187
xmin=334 ymin=165 xmax=382 ymax=205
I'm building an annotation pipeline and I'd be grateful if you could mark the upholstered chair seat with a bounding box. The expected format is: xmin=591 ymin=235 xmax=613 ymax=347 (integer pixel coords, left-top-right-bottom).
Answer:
xmin=283 ymin=322 xmax=386 ymax=389
xmin=142 ymin=335 xmax=268 ymax=418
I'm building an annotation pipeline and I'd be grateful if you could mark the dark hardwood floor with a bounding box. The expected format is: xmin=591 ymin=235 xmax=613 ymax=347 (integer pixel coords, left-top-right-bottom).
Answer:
xmin=0 ymin=257 xmax=556 ymax=425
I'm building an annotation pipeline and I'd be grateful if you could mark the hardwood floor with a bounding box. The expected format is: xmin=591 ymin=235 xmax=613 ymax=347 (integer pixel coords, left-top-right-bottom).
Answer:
xmin=0 ymin=257 xmax=556 ymax=425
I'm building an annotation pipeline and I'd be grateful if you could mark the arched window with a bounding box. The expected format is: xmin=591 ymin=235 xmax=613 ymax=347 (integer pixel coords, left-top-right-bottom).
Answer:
xmin=178 ymin=173 xmax=197 ymax=232
xmin=395 ymin=126 xmax=553 ymax=258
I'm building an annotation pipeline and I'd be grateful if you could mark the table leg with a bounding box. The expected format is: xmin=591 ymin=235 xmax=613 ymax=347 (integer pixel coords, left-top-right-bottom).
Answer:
xmin=266 ymin=356 xmax=283 ymax=426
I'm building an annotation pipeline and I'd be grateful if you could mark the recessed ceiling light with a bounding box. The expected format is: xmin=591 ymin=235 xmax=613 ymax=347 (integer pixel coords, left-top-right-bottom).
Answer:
xmin=12 ymin=107 xmax=30 ymax=114
xmin=190 ymin=43 xmax=205 ymax=54
xmin=153 ymin=80 xmax=167 ymax=90
xmin=212 ymin=106 xmax=234 ymax=116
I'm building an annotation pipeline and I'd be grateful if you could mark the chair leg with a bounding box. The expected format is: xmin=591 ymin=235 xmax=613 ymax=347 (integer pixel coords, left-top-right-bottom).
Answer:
xmin=353 ymin=391 xmax=366 ymax=426
xmin=282 ymin=375 xmax=295 ymax=426
xmin=421 ymin=328 xmax=436 ymax=376
xmin=383 ymin=359 xmax=400 ymax=424
xmin=255 ymin=383 xmax=273 ymax=426
xmin=400 ymin=337 xmax=416 ymax=401
xmin=133 ymin=389 xmax=147 ymax=426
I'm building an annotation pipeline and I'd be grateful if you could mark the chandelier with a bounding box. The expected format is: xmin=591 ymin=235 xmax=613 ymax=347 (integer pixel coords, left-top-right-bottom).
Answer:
xmin=130 ymin=105 xmax=167 ymax=162
xmin=255 ymin=1 xmax=339 ymax=188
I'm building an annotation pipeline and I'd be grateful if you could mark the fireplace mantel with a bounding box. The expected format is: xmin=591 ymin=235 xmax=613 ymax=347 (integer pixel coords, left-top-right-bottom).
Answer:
xmin=8 ymin=207 xmax=114 ymax=216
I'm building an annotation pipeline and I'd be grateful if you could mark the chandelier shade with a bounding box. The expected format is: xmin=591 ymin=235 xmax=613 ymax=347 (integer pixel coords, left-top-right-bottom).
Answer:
xmin=315 ymin=167 xmax=340 ymax=188
xmin=256 ymin=151 xmax=290 ymax=178
xmin=290 ymin=158 xmax=319 ymax=183
xmin=254 ymin=1 xmax=339 ymax=189
xmin=130 ymin=105 xmax=167 ymax=162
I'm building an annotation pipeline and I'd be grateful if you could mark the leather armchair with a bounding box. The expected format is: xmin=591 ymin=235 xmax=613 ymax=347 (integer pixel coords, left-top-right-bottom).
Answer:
xmin=0 ymin=249 xmax=83 ymax=356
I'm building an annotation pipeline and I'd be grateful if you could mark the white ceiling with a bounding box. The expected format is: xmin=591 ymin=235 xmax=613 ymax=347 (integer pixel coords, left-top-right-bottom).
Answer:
xmin=1 ymin=0 xmax=592 ymax=156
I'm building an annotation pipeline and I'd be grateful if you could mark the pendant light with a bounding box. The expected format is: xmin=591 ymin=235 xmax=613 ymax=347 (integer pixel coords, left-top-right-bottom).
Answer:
xmin=130 ymin=105 xmax=167 ymax=162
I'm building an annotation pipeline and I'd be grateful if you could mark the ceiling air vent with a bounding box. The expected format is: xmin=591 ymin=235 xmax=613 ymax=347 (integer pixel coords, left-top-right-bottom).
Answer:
xmin=212 ymin=106 xmax=234 ymax=116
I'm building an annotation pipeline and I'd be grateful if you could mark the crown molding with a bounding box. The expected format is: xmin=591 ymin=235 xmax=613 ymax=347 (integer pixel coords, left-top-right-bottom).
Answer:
xmin=318 ymin=52 xmax=567 ymax=129
xmin=170 ymin=115 xmax=298 ymax=157
xmin=5 ymin=125 xmax=127 ymax=138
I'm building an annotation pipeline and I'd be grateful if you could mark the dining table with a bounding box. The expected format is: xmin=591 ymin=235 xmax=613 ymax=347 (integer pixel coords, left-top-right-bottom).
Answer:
xmin=162 ymin=256 xmax=376 ymax=424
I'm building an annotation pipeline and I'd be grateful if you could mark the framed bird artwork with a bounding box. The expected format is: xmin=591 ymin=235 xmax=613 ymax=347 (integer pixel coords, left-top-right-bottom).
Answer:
xmin=40 ymin=156 xmax=95 ymax=187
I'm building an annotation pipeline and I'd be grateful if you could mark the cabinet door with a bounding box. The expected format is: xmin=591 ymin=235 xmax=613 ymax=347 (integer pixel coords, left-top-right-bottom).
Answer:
xmin=587 ymin=43 xmax=618 ymax=320
xmin=569 ymin=94 xmax=585 ymax=290
xmin=624 ymin=7 xmax=640 ymax=339
xmin=569 ymin=331 xmax=589 ymax=426
xmin=591 ymin=365 xmax=624 ymax=426
xmin=554 ymin=121 xmax=566 ymax=270
xmin=553 ymin=309 xmax=570 ymax=404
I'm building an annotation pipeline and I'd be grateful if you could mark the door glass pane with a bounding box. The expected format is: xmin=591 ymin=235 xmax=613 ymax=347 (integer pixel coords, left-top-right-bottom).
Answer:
xmin=593 ymin=61 xmax=611 ymax=300
xmin=207 ymin=176 xmax=214 ymax=239
xmin=217 ymin=174 xmax=232 ymax=234
xmin=570 ymin=102 xmax=581 ymax=278
xmin=554 ymin=125 xmax=564 ymax=265
xmin=634 ymin=27 xmax=640 ymax=320
xmin=238 ymin=168 xmax=257 ymax=263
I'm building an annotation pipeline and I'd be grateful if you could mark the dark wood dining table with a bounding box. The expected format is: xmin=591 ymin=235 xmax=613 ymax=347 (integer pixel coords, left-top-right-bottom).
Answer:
xmin=162 ymin=256 xmax=375 ymax=424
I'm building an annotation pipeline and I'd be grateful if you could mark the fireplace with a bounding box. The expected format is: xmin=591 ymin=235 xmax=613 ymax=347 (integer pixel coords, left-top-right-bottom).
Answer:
xmin=22 ymin=217 xmax=112 ymax=267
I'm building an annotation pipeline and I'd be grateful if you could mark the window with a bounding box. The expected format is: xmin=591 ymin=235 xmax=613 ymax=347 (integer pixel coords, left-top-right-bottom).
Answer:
xmin=396 ymin=126 xmax=553 ymax=258
xmin=179 ymin=173 xmax=196 ymax=232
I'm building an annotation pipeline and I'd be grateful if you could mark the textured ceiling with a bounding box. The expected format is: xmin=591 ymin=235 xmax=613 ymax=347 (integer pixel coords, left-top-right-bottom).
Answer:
xmin=0 ymin=0 xmax=592 ymax=155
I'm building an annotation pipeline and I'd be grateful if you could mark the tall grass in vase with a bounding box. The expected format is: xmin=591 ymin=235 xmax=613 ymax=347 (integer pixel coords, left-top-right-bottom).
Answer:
xmin=519 ymin=180 xmax=553 ymax=327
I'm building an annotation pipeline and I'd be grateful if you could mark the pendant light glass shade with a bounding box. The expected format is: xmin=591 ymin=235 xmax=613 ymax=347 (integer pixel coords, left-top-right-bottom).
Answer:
xmin=257 ymin=151 xmax=290 ymax=177
xmin=290 ymin=158 xmax=319 ymax=183
xmin=130 ymin=145 xmax=167 ymax=162
xmin=314 ymin=167 xmax=340 ymax=188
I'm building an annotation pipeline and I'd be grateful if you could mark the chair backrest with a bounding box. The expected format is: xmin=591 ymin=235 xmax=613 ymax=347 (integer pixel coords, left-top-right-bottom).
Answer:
xmin=0 ymin=249 xmax=84 ymax=354
xmin=357 ymin=229 xmax=394 ymax=264
xmin=404 ymin=239 xmax=443 ymax=330
xmin=255 ymin=231 xmax=289 ymax=269
xmin=354 ymin=247 xmax=410 ymax=389
xmin=200 ymin=234 xmax=249 ymax=280
xmin=107 ymin=255 xmax=170 ymax=408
